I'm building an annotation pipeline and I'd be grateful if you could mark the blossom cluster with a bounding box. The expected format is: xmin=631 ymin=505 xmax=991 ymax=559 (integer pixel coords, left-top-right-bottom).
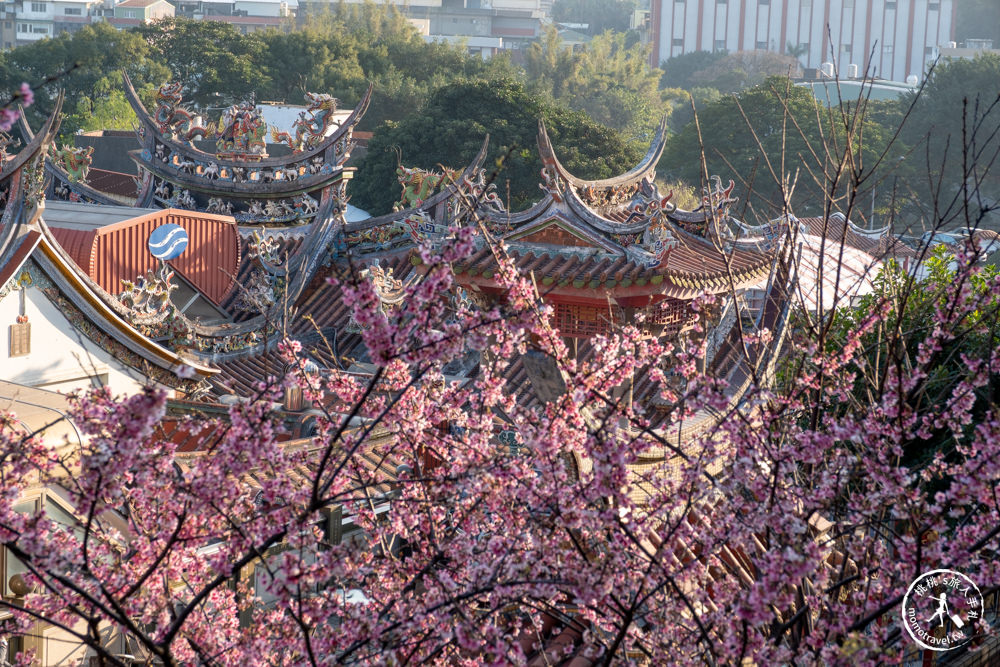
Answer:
xmin=0 ymin=219 xmax=998 ymax=665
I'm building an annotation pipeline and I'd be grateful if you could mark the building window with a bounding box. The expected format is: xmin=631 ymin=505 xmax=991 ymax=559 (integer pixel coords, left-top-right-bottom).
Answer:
xmin=124 ymin=9 xmax=136 ymax=17
xmin=759 ymin=0 xmax=770 ymax=5
xmin=929 ymin=2 xmax=939 ymax=10
xmin=30 ymin=2 xmax=44 ymax=10
xmin=16 ymin=22 xmax=26 ymax=31
xmin=714 ymin=39 xmax=726 ymax=51
xmin=844 ymin=0 xmax=853 ymax=7
xmin=32 ymin=25 xmax=45 ymax=32
xmin=886 ymin=1 xmax=896 ymax=9
xmin=756 ymin=40 xmax=767 ymax=49
xmin=883 ymin=45 xmax=893 ymax=54
xmin=63 ymin=6 xmax=80 ymax=14
xmin=842 ymin=44 xmax=852 ymax=54
xmin=925 ymin=46 xmax=934 ymax=55
xmin=672 ymin=37 xmax=684 ymax=46
xmin=800 ymin=0 xmax=811 ymax=6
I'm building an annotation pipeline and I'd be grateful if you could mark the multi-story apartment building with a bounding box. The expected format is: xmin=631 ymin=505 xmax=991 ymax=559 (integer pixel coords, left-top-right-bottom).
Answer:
xmin=171 ymin=0 xmax=292 ymax=33
xmin=3 ymin=0 xmax=102 ymax=47
xmin=651 ymin=0 xmax=956 ymax=83
xmin=326 ymin=0 xmax=545 ymax=59
xmin=106 ymin=0 xmax=173 ymax=27
xmin=0 ymin=0 xmax=286 ymax=49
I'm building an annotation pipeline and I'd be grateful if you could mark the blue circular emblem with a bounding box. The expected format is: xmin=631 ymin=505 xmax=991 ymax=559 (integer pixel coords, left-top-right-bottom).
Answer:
xmin=148 ymin=224 xmax=189 ymax=261
xmin=141 ymin=148 xmax=152 ymax=161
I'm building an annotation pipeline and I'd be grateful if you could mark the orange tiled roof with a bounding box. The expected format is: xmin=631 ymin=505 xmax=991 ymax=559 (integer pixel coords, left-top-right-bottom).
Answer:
xmin=49 ymin=209 xmax=240 ymax=306
xmin=449 ymin=241 xmax=771 ymax=294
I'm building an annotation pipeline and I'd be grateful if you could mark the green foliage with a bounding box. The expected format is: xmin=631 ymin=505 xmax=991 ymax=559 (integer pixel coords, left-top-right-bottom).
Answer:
xmin=551 ymin=0 xmax=637 ymax=35
xmin=63 ymin=77 xmax=141 ymax=134
xmin=662 ymin=85 xmax=720 ymax=134
xmin=954 ymin=0 xmax=1000 ymax=48
xmin=661 ymin=77 xmax=828 ymax=217
xmin=526 ymin=27 xmax=664 ymax=140
xmin=0 ymin=4 xmax=501 ymax=141
xmin=659 ymin=50 xmax=726 ymax=90
xmin=0 ymin=22 xmax=168 ymax=131
xmin=136 ymin=18 xmax=270 ymax=106
xmin=821 ymin=248 xmax=1000 ymax=462
xmin=278 ymin=3 xmax=504 ymax=129
xmin=351 ymin=78 xmax=642 ymax=215
xmin=686 ymin=50 xmax=802 ymax=94
xmin=896 ymin=53 xmax=1000 ymax=228
xmin=661 ymin=76 xmax=899 ymax=221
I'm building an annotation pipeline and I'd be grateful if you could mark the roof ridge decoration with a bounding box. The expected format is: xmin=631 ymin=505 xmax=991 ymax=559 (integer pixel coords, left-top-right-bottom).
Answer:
xmin=623 ymin=191 xmax=679 ymax=268
xmin=345 ymin=263 xmax=414 ymax=333
xmin=151 ymin=81 xmax=215 ymax=144
xmin=214 ymin=100 xmax=267 ymax=158
xmin=394 ymin=162 xmax=461 ymax=211
xmin=0 ymin=131 xmax=22 ymax=175
xmin=123 ymin=71 xmax=372 ymax=227
xmin=536 ymin=117 xmax=667 ymax=194
xmin=1 ymin=92 xmax=63 ymax=264
xmin=17 ymin=111 xmax=125 ymax=207
xmin=335 ymin=137 xmax=494 ymax=257
xmin=270 ymin=92 xmax=342 ymax=153
xmin=0 ymin=115 xmax=218 ymax=388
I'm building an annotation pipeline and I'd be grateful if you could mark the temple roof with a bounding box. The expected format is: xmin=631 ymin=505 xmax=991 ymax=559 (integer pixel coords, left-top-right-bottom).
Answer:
xmin=17 ymin=112 xmax=125 ymax=208
xmin=123 ymin=72 xmax=371 ymax=227
xmin=431 ymin=126 xmax=775 ymax=301
xmin=48 ymin=207 xmax=241 ymax=306
xmin=446 ymin=239 xmax=772 ymax=305
xmin=536 ymin=118 xmax=666 ymax=207
xmin=123 ymin=73 xmax=371 ymax=172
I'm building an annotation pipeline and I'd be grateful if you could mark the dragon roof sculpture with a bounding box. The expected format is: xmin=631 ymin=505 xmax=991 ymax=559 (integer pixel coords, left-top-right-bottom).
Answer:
xmin=122 ymin=72 xmax=372 ymax=228
xmin=18 ymin=114 xmax=129 ymax=207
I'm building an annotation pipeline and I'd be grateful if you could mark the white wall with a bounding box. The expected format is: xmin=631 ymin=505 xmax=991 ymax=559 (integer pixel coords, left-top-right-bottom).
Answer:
xmin=656 ymin=0 xmax=955 ymax=82
xmin=0 ymin=282 xmax=148 ymax=396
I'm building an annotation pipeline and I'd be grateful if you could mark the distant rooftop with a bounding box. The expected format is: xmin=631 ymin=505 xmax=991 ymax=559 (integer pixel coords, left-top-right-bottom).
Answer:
xmin=796 ymin=78 xmax=918 ymax=106
xmin=116 ymin=0 xmax=168 ymax=7
xmin=43 ymin=200 xmax=160 ymax=231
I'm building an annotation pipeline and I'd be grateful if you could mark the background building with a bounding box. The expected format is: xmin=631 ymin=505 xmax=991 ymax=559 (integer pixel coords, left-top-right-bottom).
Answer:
xmin=5 ymin=0 xmax=103 ymax=47
xmin=651 ymin=0 xmax=956 ymax=83
xmin=323 ymin=0 xmax=546 ymax=59
xmin=107 ymin=0 xmax=174 ymax=27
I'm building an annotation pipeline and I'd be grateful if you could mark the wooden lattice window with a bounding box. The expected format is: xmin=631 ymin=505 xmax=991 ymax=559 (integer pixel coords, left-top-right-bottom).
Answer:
xmin=553 ymin=304 xmax=621 ymax=338
xmin=9 ymin=322 xmax=30 ymax=357
xmin=645 ymin=299 xmax=692 ymax=334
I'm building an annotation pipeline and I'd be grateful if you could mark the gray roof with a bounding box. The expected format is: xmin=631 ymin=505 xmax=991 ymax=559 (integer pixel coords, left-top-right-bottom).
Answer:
xmin=41 ymin=201 xmax=159 ymax=231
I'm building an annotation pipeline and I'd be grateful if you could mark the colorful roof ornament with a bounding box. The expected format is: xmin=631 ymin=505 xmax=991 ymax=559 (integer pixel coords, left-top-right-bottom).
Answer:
xmin=122 ymin=72 xmax=372 ymax=228
xmin=270 ymin=92 xmax=342 ymax=153
xmin=18 ymin=111 xmax=136 ymax=207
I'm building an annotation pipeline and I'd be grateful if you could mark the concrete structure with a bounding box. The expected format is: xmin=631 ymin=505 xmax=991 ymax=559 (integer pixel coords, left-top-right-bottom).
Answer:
xmin=797 ymin=76 xmax=917 ymax=106
xmin=314 ymin=0 xmax=546 ymax=58
xmin=4 ymin=0 xmax=102 ymax=46
xmin=108 ymin=0 xmax=174 ymax=27
xmin=171 ymin=0 xmax=294 ymax=33
xmin=651 ymin=0 xmax=956 ymax=83
xmin=939 ymin=38 xmax=1000 ymax=63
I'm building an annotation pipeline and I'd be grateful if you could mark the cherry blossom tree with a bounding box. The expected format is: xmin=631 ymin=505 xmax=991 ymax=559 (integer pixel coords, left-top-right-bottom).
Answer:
xmin=0 ymin=79 xmax=998 ymax=667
